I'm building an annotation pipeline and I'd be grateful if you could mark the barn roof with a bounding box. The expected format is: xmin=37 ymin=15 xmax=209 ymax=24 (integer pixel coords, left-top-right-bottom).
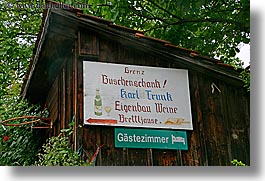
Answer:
xmin=21 ymin=0 xmax=247 ymax=103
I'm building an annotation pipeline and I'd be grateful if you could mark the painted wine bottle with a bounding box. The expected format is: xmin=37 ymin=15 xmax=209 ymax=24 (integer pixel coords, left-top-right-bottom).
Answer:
xmin=94 ymin=89 xmax=102 ymax=116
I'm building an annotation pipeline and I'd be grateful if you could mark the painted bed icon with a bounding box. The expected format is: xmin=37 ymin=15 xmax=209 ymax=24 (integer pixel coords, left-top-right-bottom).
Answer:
xmin=171 ymin=135 xmax=185 ymax=145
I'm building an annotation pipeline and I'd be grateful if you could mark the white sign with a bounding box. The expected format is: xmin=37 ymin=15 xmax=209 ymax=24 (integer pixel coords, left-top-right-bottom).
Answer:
xmin=83 ymin=61 xmax=193 ymax=130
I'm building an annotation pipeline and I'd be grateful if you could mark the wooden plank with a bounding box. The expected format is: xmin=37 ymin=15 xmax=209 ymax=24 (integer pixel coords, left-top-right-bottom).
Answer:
xmin=212 ymin=82 xmax=231 ymax=166
xmin=82 ymin=126 xmax=99 ymax=164
xmin=59 ymin=66 xmax=66 ymax=134
xmin=45 ymin=76 xmax=59 ymax=136
xmin=197 ymin=75 xmax=218 ymax=165
xmin=225 ymin=86 xmax=250 ymax=165
xmin=98 ymin=37 xmax=110 ymax=62
xmin=65 ymin=56 xmax=74 ymax=126
xmin=76 ymin=57 xmax=84 ymax=155
xmin=197 ymin=74 xmax=233 ymax=165
xmin=181 ymin=71 xmax=206 ymax=166
xmin=46 ymin=77 xmax=58 ymax=106
xmin=95 ymin=126 xmax=102 ymax=165
xmin=78 ymin=30 xmax=99 ymax=55
xmin=48 ymin=93 xmax=58 ymax=122
xmin=152 ymin=150 xmax=180 ymax=166
xmin=99 ymin=127 xmax=125 ymax=166
xmin=126 ymin=148 xmax=149 ymax=166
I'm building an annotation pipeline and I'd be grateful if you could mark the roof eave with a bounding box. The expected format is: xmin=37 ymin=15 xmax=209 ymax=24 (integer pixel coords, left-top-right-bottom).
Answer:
xmin=21 ymin=8 xmax=52 ymax=99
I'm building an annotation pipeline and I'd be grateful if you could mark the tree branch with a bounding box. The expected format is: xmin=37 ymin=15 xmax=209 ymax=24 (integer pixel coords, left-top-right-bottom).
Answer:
xmin=143 ymin=17 xmax=247 ymax=33
xmin=146 ymin=0 xmax=183 ymax=21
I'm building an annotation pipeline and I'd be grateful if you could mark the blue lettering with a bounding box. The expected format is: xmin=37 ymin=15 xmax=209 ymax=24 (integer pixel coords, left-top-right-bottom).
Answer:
xmin=120 ymin=89 xmax=140 ymax=99
xmin=145 ymin=90 xmax=173 ymax=101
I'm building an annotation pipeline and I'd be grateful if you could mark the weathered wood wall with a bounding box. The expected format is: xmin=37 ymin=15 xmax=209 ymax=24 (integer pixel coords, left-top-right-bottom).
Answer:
xmin=44 ymin=28 xmax=250 ymax=166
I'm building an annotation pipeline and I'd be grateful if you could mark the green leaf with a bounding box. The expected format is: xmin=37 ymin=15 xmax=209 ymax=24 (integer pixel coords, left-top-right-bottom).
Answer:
xmin=0 ymin=50 xmax=7 ymax=56
xmin=112 ymin=11 xmax=119 ymax=21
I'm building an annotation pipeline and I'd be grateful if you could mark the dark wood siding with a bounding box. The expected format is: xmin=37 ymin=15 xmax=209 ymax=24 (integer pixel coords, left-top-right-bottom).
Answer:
xmin=43 ymin=27 xmax=249 ymax=166
xmin=72 ymin=29 xmax=250 ymax=166
xmin=45 ymin=54 xmax=76 ymax=143
xmin=46 ymin=76 xmax=59 ymax=124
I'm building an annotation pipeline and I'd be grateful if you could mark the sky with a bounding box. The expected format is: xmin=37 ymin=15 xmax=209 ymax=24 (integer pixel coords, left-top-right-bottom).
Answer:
xmin=236 ymin=43 xmax=250 ymax=68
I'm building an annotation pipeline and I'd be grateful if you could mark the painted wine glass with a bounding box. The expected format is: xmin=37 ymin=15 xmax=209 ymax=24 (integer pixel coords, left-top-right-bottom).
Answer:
xmin=104 ymin=106 xmax=111 ymax=116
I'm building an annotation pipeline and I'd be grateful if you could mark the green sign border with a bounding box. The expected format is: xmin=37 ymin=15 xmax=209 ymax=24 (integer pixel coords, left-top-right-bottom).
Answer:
xmin=115 ymin=128 xmax=188 ymax=150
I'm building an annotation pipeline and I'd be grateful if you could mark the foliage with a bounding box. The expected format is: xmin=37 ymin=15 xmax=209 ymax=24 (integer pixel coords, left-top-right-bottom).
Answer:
xmin=0 ymin=100 xmax=46 ymax=166
xmin=231 ymin=159 xmax=248 ymax=166
xmin=239 ymin=69 xmax=250 ymax=92
xmin=35 ymin=121 xmax=88 ymax=166
xmin=0 ymin=0 xmax=43 ymax=103
xmin=0 ymin=0 xmax=250 ymax=165
xmin=0 ymin=1 xmax=44 ymax=165
xmin=83 ymin=0 xmax=250 ymax=65
xmin=0 ymin=0 xmax=250 ymax=103
xmin=0 ymin=98 xmax=86 ymax=166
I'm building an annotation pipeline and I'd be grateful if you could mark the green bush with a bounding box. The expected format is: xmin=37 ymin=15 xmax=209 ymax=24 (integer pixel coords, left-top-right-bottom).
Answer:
xmin=0 ymin=100 xmax=45 ymax=166
xmin=35 ymin=122 xmax=89 ymax=166
xmin=239 ymin=70 xmax=250 ymax=92
xmin=1 ymin=99 xmax=88 ymax=166
xmin=231 ymin=159 xmax=247 ymax=166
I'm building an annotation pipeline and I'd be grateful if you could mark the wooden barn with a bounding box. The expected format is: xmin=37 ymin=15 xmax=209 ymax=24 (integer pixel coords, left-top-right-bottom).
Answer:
xmin=21 ymin=1 xmax=250 ymax=166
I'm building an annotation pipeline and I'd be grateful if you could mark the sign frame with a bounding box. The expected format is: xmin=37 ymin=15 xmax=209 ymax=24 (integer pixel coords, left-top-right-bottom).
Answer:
xmin=115 ymin=128 xmax=188 ymax=150
xmin=83 ymin=61 xmax=193 ymax=130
